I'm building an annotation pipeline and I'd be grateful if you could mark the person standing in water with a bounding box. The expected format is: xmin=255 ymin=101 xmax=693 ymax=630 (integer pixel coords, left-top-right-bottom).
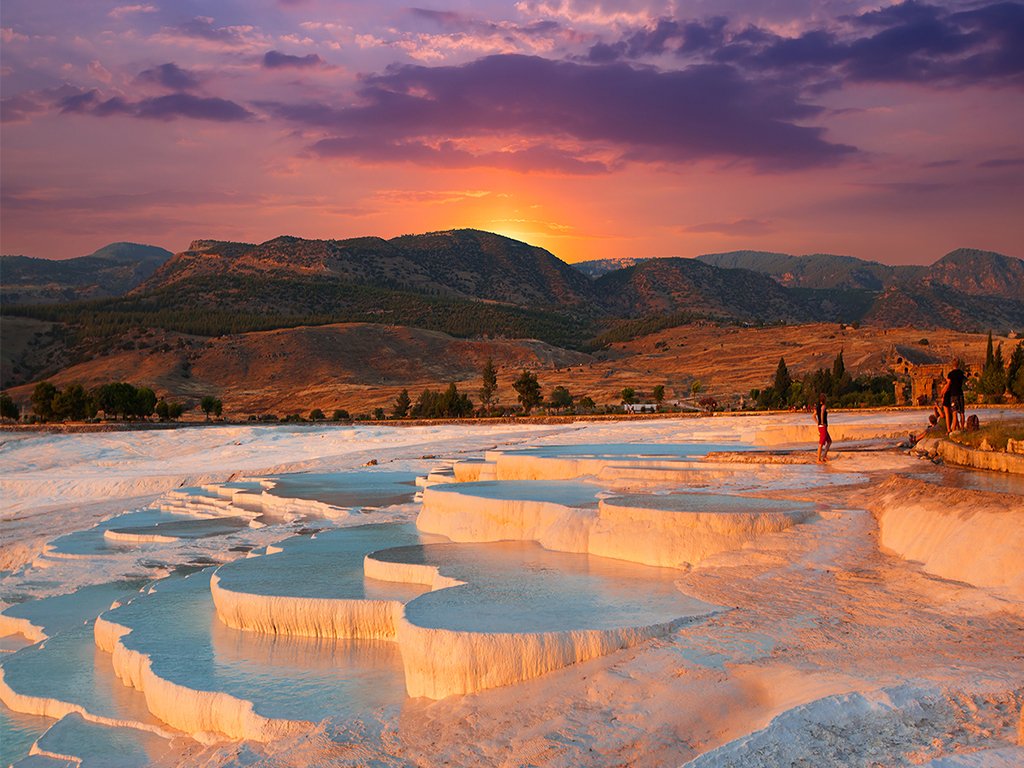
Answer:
xmin=815 ymin=393 xmax=832 ymax=463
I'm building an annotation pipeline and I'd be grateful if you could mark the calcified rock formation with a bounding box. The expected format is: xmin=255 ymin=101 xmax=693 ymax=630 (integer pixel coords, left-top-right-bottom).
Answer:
xmin=868 ymin=476 xmax=1024 ymax=601
xmin=418 ymin=483 xmax=814 ymax=569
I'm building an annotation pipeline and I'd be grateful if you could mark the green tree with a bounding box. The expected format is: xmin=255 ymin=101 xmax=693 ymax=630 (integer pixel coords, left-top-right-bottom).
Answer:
xmin=155 ymin=399 xmax=170 ymax=420
xmin=52 ymin=383 xmax=93 ymax=421
xmin=31 ymin=381 xmax=58 ymax=421
xmin=134 ymin=387 xmax=157 ymax=419
xmin=392 ymin=389 xmax=411 ymax=418
xmin=332 ymin=409 xmax=350 ymax=421
xmin=309 ymin=408 xmax=326 ymax=421
xmin=620 ymin=387 xmax=636 ymax=405
xmin=200 ymin=395 xmax=219 ymax=421
xmin=1007 ymin=340 xmax=1024 ymax=401
xmin=374 ymin=407 xmax=386 ymax=420
xmin=0 ymin=393 xmax=20 ymax=421
xmin=652 ymin=384 xmax=665 ymax=406
xmin=549 ymin=386 xmax=573 ymax=412
xmin=479 ymin=358 xmax=498 ymax=410
xmin=168 ymin=402 xmax=184 ymax=420
xmin=94 ymin=382 xmax=138 ymax=420
xmin=690 ymin=380 xmax=703 ymax=395
xmin=977 ymin=332 xmax=1006 ymax=401
xmin=576 ymin=395 xmax=596 ymax=411
xmin=512 ymin=370 xmax=542 ymax=414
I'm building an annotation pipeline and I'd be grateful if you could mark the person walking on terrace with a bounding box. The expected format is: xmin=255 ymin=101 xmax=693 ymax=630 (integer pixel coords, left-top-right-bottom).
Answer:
xmin=815 ymin=393 xmax=832 ymax=463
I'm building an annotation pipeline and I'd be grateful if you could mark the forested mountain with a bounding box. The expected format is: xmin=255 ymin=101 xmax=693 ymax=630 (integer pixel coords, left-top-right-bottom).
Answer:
xmin=2 ymin=232 xmax=1021 ymax=391
xmin=1 ymin=242 xmax=172 ymax=304
xmin=694 ymin=250 xmax=924 ymax=290
xmin=593 ymin=257 xmax=806 ymax=322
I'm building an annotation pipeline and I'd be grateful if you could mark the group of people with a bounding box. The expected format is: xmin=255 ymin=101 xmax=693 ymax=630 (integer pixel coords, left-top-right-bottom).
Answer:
xmin=813 ymin=359 xmax=976 ymax=461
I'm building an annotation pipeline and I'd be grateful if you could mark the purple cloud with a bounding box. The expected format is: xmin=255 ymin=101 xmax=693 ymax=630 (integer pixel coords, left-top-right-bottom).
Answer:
xmin=261 ymin=54 xmax=854 ymax=170
xmin=61 ymin=90 xmax=252 ymax=121
xmin=137 ymin=63 xmax=201 ymax=91
xmin=263 ymin=50 xmax=324 ymax=69
xmin=589 ymin=2 xmax=1023 ymax=88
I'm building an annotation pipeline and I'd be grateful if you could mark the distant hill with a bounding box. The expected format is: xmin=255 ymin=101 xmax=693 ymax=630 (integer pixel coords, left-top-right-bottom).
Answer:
xmin=695 ymin=250 xmax=923 ymax=290
xmin=1 ymin=242 xmax=173 ymax=304
xmin=3 ymin=231 xmax=1022 ymax=391
xmin=572 ymin=256 xmax=654 ymax=278
xmin=922 ymin=248 xmax=1024 ymax=300
xmin=593 ymin=258 xmax=807 ymax=322
xmin=140 ymin=230 xmax=594 ymax=309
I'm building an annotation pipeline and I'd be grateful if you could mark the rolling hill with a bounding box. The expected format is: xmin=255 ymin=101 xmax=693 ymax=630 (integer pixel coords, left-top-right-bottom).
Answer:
xmin=1 ymin=242 xmax=172 ymax=304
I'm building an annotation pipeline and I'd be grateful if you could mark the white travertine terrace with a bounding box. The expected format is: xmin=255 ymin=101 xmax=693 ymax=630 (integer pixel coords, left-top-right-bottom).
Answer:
xmin=394 ymin=614 xmax=691 ymax=699
xmin=210 ymin=571 xmax=404 ymax=640
xmin=870 ymin=476 xmax=1024 ymax=601
xmin=591 ymin=495 xmax=814 ymax=569
xmin=93 ymin=613 xmax=307 ymax=743
xmin=419 ymin=483 xmax=815 ymax=569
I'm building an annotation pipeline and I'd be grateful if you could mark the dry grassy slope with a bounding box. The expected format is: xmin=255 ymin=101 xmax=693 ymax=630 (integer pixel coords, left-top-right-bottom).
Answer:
xmin=5 ymin=323 xmax=593 ymax=415
xmin=580 ymin=323 xmax=1011 ymax=401
xmin=5 ymin=321 xmax=1014 ymax=416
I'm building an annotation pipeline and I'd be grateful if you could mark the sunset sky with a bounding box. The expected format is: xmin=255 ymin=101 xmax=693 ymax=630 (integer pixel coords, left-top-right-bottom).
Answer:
xmin=2 ymin=0 xmax=1022 ymax=264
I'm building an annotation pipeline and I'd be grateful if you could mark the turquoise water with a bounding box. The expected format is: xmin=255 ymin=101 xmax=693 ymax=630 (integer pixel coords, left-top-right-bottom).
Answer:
xmin=601 ymin=492 xmax=815 ymax=516
xmin=429 ymin=480 xmax=603 ymax=506
xmin=214 ymin=524 xmax=430 ymax=602
xmin=102 ymin=570 xmax=409 ymax=722
xmin=0 ymin=622 xmax=159 ymax=726
xmin=0 ymin=702 xmax=52 ymax=767
xmin=32 ymin=712 xmax=170 ymax=768
xmin=46 ymin=509 xmax=213 ymax=557
xmin=107 ymin=516 xmax=250 ymax=540
xmin=372 ymin=541 xmax=713 ymax=633
xmin=1 ymin=580 xmax=147 ymax=638
xmin=265 ymin=470 xmax=420 ymax=508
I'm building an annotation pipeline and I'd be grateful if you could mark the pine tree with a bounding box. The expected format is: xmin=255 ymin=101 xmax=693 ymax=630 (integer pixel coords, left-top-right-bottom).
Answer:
xmin=1007 ymin=340 xmax=1024 ymax=401
xmin=772 ymin=357 xmax=792 ymax=408
xmin=479 ymin=358 xmax=497 ymax=410
xmin=392 ymin=389 xmax=411 ymax=418
xmin=978 ymin=332 xmax=1007 ymax=400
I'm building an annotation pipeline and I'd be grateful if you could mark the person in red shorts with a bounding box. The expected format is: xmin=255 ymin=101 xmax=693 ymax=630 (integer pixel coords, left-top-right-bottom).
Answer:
xmin=815 ymin=393 xmax=832 ymax=463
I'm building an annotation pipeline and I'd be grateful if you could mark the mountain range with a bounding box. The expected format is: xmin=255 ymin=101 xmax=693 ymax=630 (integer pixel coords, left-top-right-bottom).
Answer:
xmin=2 ymin=231 xmax=1022 ymax=392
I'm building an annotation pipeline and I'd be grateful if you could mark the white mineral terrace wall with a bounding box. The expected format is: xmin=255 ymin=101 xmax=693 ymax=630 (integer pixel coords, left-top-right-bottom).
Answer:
xmin=869 ymin=476 xmax=1024 ymax=602
xmin=93 ymin=614 xmax=307 ymax=742
xmin=591 ymin=497 xmax=813 ymax=569
xmin=417 ymin=487 xmax=594 ymax=555
xmin=363 ymin=554 xmax=692 ymax=699
xmin=419 ymin=486 xmax=812 ymax=569
xmin=477 ymin=452 xmax=696 ymax=482
xmin=395 ymin=615 xmax=686 ymax=699
xmin=0 ymin=665 xmax=173 ymax=740
xmin=210 ymin=572 xmax=403 ymax=641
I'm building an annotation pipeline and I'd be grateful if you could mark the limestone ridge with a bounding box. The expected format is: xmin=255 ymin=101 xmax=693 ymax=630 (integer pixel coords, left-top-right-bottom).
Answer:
xmin=1 ymin=242 xmax=173 ymax=304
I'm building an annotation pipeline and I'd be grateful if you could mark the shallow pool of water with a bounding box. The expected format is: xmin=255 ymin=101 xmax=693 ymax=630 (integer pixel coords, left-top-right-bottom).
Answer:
xmin=214 ymin=524 xmax=430 ymax=603
xmin=373 ymin=541 xmax=713 ymax=633
xmin=429 ymin=480 xmax=604 ymax=506
xmin=104 ymin=570 xmax=410 ymax=723
xmin=265 ymin=470 xmax=420 ymax=509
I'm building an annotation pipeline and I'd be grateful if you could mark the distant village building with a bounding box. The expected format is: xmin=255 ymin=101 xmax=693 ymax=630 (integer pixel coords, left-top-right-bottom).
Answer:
xmin=886 ymin=345 xmax=952 ymax=406
xmin=624 ymin=403 xmax=658 ymax=414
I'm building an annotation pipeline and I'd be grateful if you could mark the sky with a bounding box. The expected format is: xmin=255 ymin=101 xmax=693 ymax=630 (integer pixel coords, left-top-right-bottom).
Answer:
xmin=1 ymin=0 xmax=1022 ymax=264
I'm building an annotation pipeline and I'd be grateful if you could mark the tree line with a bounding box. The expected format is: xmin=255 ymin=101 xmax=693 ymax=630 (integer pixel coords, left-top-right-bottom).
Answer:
xmin=0 ymin=381 xmax=222 ymax=423
xmin=751 ymin=351 xmax=896 ymax=410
